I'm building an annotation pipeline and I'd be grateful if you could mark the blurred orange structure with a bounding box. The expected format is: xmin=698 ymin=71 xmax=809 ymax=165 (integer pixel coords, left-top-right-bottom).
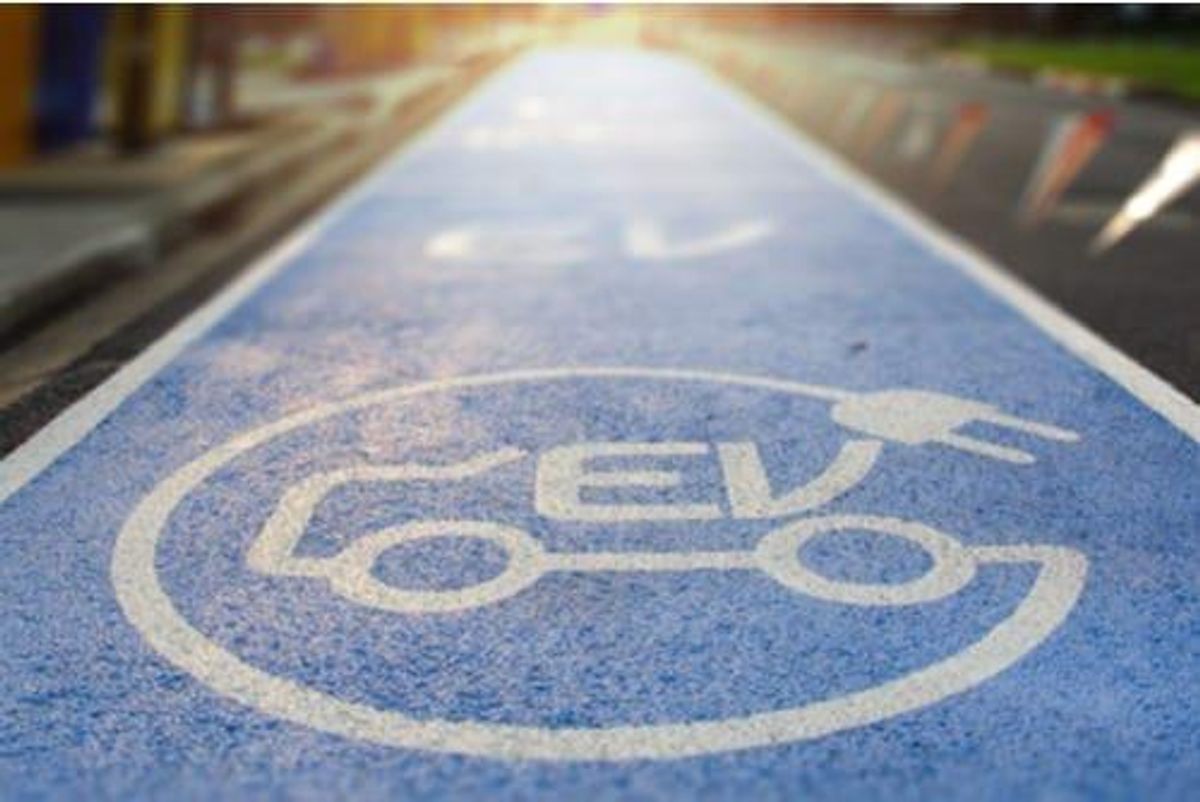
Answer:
xmin=312 ymin=5 xmax=509 ymax=75
xmin=104 ymin=5 xmax=192 ymax=151
xmin=0 ymin=6 xmax=38 ymax=168
xmin=316 ymin=6 xmax=433 ymax=73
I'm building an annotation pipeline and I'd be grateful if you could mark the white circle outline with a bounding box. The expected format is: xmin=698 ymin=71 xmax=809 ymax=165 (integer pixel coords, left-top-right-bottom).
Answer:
xmin=112 ymin=367 xmax=1088 ymax=761
xmin=755 ymin=515 xmax=976 ymax=606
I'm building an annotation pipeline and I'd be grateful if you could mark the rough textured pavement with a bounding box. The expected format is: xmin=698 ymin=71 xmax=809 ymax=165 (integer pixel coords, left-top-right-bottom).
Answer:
xmin=1 ymin=49 xmax=1198 ymax=801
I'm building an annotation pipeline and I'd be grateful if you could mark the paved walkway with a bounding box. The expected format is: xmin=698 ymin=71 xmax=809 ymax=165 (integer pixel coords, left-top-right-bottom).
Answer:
xmin=1 ymin=49 xmax=1198 ymax=801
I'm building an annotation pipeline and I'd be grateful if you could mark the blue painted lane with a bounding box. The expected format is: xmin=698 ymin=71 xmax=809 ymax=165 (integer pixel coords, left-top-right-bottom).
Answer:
xmin=2 ymin=49 xmax=1199 ymax=800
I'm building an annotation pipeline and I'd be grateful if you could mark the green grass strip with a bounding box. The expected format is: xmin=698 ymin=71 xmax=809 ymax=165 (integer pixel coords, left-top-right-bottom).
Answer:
xmin=957 ymin=39 xmax=1200 ymax=100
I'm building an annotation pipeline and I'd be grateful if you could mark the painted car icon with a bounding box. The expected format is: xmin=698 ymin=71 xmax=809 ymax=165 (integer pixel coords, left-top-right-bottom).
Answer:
xmin=115 ymin=368 xmax=1091 ymax=760
xmin=246 ymin=384 xmax=1082 ymax=615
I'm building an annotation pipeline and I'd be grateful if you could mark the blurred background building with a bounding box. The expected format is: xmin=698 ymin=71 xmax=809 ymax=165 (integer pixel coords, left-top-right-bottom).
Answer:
xmin=0 ymin=4 xmax=547 ymax=164
xmin=2 ymin=4 xmax=1198 ymax=167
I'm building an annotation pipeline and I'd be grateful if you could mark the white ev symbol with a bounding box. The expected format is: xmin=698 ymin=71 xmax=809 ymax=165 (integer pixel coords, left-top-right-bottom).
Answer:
xmin=424 ymin=217 xmax=775 ymax=269
xmin=247 ymin=385 xmax=1080 ymax=614
xmin=114 ymin=368 xmax=1089 ymax=761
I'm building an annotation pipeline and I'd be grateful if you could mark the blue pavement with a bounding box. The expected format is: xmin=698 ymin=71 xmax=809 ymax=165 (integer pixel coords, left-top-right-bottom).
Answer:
xmin=2 ymin=49 xmax=1199 ymax=801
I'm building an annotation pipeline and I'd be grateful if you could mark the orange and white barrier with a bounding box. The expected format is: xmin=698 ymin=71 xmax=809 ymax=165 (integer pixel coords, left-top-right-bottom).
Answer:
xmin=1019 ymin=110 xmax=1115 ymax=226
xmin=831 ymin=86 xmax=879 ymax=146
xmin=856 ymin=90 xmax=906 ymax=160
xmin=894 ymin=97 xmax=940 ymax=165
xmin=930 ymin=102 xmax=989 ymax=192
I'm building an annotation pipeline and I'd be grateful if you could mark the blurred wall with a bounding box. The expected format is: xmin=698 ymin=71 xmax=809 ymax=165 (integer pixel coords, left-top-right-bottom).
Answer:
xmin=104 ymin=6 xmax=191 ymax=142
xmin=315 ymin=5 xmax=433 ymax=74
xmin=149 ymin=5 xmax=190 ymax=134
xmin=36 ymin=5 xmax=107 ymax=152
xmin=0 ymin=6 xmax=38 ymax=167
xmin=309 ymin=4 xmax=507 ymax=75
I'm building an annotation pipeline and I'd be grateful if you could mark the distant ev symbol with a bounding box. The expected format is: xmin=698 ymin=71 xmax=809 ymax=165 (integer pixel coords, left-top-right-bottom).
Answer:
xmin=114 ymin=368 xmax=1088 ymax=761
xmin=424 ymin=218 xmax=775 ymax=266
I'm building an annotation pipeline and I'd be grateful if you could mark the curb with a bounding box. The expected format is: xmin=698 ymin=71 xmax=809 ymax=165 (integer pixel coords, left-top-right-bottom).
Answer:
xmin=0 ymin=122 xmax=348 ymax=341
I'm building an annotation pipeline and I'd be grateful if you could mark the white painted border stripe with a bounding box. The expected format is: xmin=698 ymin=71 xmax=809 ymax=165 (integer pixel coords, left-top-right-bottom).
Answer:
xmin=708 ymin=64 xmax=1200 ymax=442
xmin=1 ymin=51 xmax=1197 ymax=507
xmin=0 ymin=57 xmax=525 ymax=504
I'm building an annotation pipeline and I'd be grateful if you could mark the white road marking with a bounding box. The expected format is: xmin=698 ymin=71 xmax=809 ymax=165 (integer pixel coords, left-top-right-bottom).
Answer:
xmin=111 ymin=369 xmax=1089 ymax=760
xmin=0 ymin=50 xmax=1190 ymax=767
xmin=535 ymin=441 xmax=723 ymax=522
xmin=424 ymin=221 xmax=593 ymax=266
xmin=624 ymin=218 xmax=775 ymax=260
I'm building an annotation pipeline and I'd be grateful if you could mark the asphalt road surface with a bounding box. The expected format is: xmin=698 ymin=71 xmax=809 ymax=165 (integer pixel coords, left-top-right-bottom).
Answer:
xmin=1 ymin=49 xmax=1198 ymax=801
